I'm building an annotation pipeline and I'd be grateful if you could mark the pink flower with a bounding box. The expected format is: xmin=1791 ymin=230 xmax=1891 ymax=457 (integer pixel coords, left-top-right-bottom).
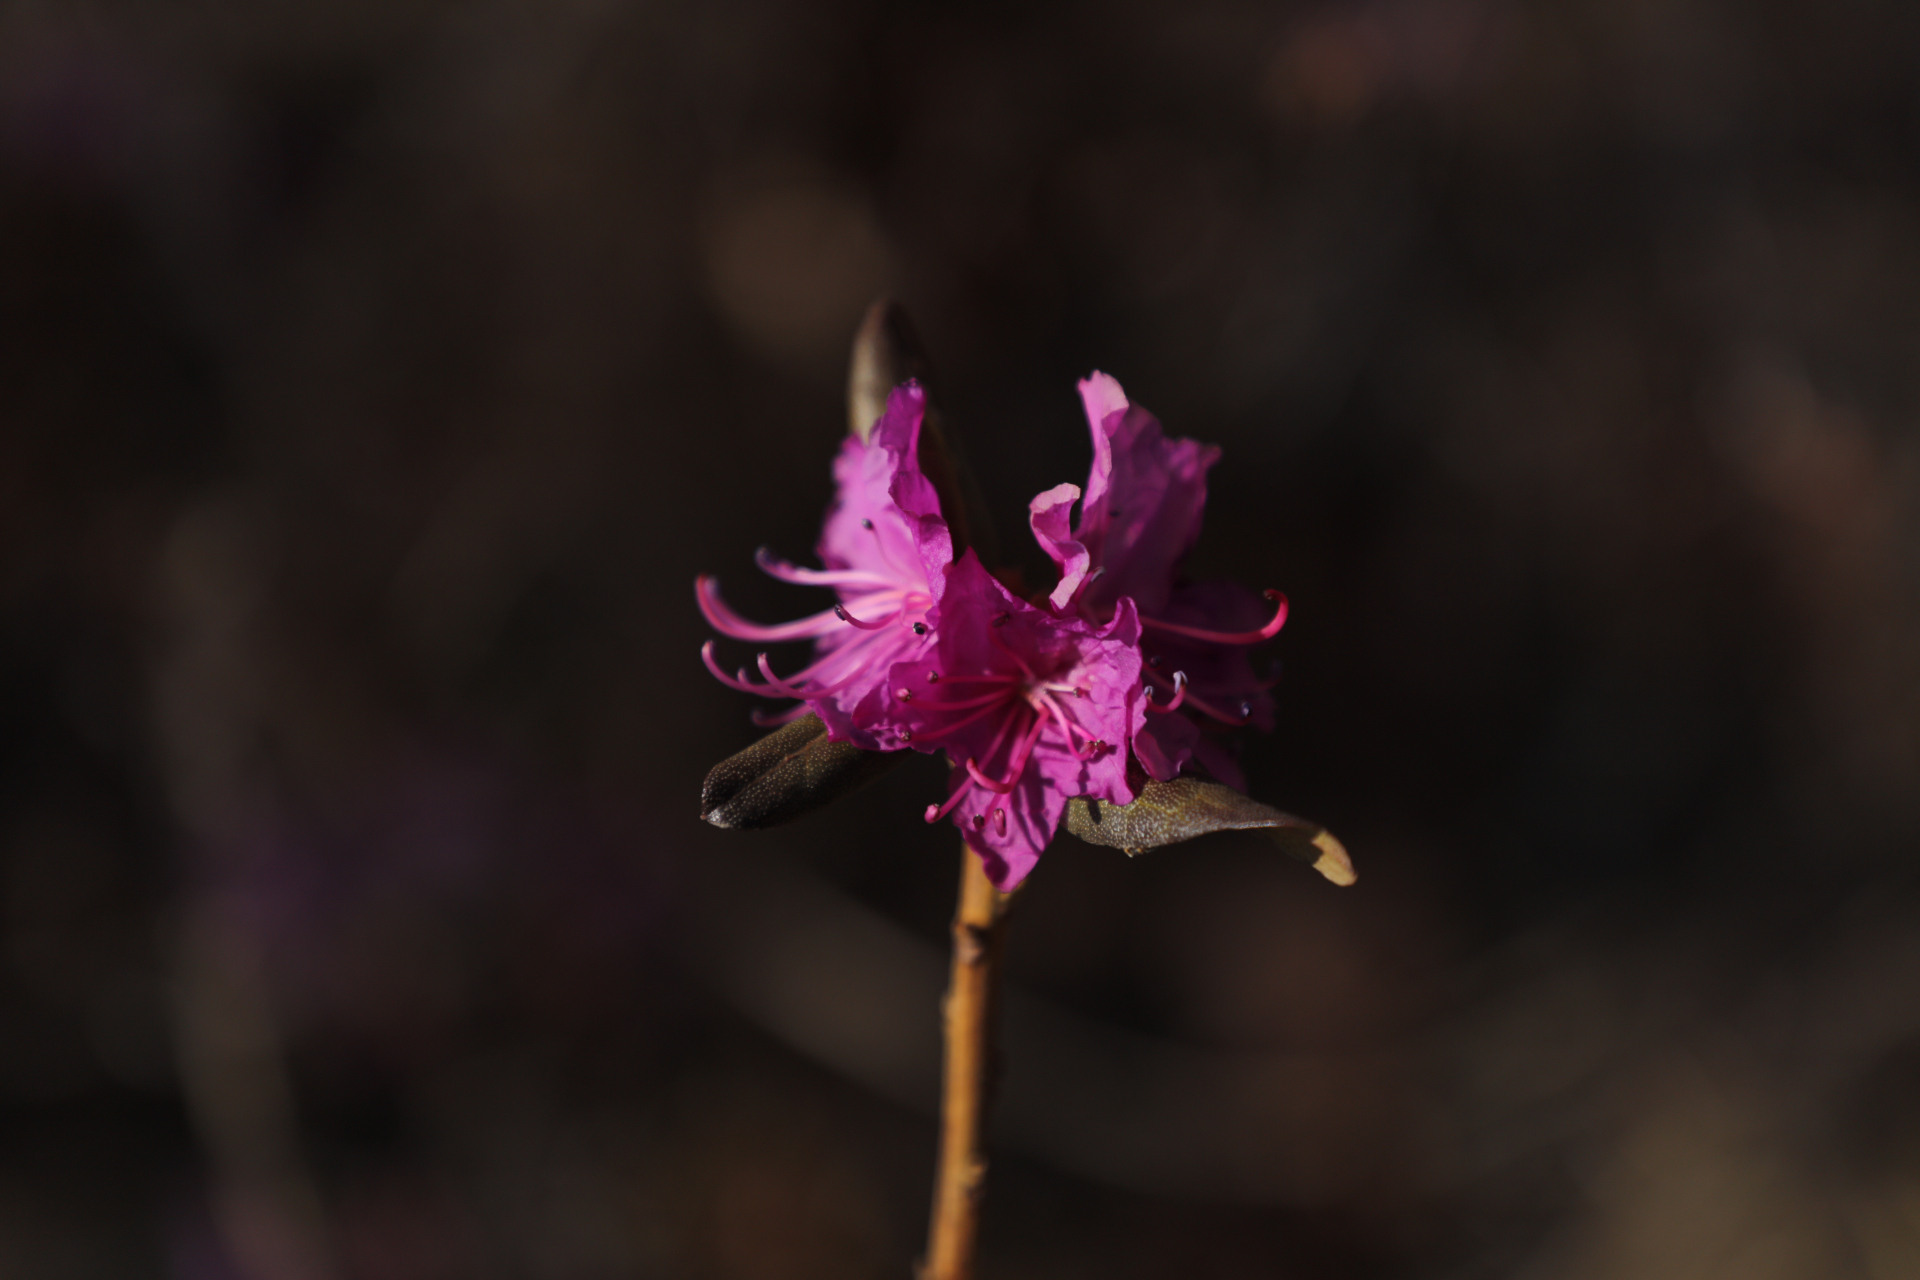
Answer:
xmin=889 ymin=554 xmax=1145 ymax=890
xmin=1034 ymin=373 xmax=1287 ymax=789
xmin=696 ymin=382 xmax=951 ymax=749
xmin=697 ymin=370 xmax=1290 ymax=885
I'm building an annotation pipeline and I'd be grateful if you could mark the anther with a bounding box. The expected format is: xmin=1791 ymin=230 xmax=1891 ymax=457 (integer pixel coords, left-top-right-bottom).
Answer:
xmin=1147 ymin=654 xmax=1163 ymax=669
xmin=990 ymin=611 xmax=1010 ymax=627
xmin=927 ymin=671 xmax=940 ymax=683
xmin=861 ymin=518 xmax=874 ymax=530
xmin=900 ymin=729 xmax=912 ymax=742
xmin=1238 ymin=700 xmax=1254 ymax=719
xmin=896 ymin=688 xmax=914 ymax=701
xmin=993 ymin=807 xmax=1008 ymax=836
xmin=912 ymin=622 xmax=927 ymax=635
xmin=972 ymin=813 xmax=986 ymax=830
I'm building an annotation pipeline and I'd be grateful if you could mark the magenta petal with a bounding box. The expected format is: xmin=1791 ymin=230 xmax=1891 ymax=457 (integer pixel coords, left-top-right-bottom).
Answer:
xmin=1078 ymin=371 xmax=1131 ymax=439
xmin=1071 ymin=373 xmax=1219 ymax=619
xmin=953 ymin=760 xmax=1069 ymax=890
xmin=819 ymin=383 xmax=936 ymax=581
xmin=1029 ymin=482 xmax=1091 ymax=612
xmin=1133 ymin=712 xmax=1199 ymax=781
xmin=704 ymin=380 xmax=955 ymax=744
xmin=1075 ymin=373 xmax=1122 ymax=558
xmin=1190 ymin=735 xmax=1247 ymax=793
xmin=891 ymin=555 xmax=1144 ymax=884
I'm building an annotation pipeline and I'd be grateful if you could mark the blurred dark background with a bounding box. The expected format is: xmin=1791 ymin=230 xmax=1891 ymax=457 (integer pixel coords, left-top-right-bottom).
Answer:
xmin=4 ymin=0 xmax=1920 ymax=1275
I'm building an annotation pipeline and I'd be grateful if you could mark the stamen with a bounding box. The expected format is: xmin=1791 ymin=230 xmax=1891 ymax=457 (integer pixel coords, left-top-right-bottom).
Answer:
xmin=696 ymin=577 xmax=842 ymax=643
xmin=1145 ymin=664 xmax=1278 ymax=696
xmin=983 ymin=707 xmax=1052 ymax=791
xmin=987 ymin=625 xmax=1040 ymax=682
xmin=912 ymin=622 xmax=928 ymax=635
xmin=993 ymin=807 xmax=1007 ymax=836
xmin=754 ymin=651 xmax=867 ymax=700
xmin=896 ymin=688 xmax=913 ymax=701
xmin=1139 ymin=590 xmax=1288 ymax=645
xmin=919 ymin=691 xmax=1019 ymax=739
xmin=926 ymin=773 xmax=976 ymax=822
xmin=964 ymin=756 xmax=1015 ymax=794
xmin=927 ymin=707 xmax=1014 ymax=826
xmin=835 ymin=603 xmax=893 ymax=631
xmin=904 ymin=689 xmax=1014 ymax=712
xmin=1029 ymin=688 xmax=1095 ymax=758
xmin=700 ymin=642 xmax=773 ymax=694
xmin=752 ymin=547 xmax=892 ymax=589
xmin=752 ymin=626 xmax=892 ymax=692
xmin=972 ymin=813 xmax=986 ymax=829
xmin=1147 ymin=670 xmax=1189 ymax=713
xmin=1178 ymin=688 xmax=1253 ymax=725
xmin=920 ymin=694 xmax=1028 ymax=821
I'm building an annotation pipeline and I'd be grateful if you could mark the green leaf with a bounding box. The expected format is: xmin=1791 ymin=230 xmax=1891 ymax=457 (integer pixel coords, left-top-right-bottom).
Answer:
xmin=701 ymin=713 xmax=906 ymax=830
xmin=1064 ymin=776 xmax=1356 ymax=885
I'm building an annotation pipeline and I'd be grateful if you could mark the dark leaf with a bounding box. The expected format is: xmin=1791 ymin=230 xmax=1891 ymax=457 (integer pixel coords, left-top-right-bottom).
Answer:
xmin=701 ymin=712 xmax=906 ymax=830
xmin=1064 ymin=776 xmax=1356 ymax=885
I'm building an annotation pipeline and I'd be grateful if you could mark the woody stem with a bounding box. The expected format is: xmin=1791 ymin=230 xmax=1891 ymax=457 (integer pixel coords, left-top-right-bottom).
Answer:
xmin=919 ymin=843 xmax=1014 ymax=1280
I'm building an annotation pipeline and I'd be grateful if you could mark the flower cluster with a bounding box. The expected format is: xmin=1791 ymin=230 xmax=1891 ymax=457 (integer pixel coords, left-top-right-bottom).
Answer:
xmin=697 ymin=376 xmax=1286 ymax=889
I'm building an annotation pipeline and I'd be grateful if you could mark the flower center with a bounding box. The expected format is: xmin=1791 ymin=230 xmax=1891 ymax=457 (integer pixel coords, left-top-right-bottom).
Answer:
xmin=914 ymin=652 xmax=1106 ymax=840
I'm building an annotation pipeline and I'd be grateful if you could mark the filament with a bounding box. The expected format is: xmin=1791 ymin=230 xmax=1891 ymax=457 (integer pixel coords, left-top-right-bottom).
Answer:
xmin=696 ymin=577 xmax=842 ymax=643
xmin=753 ymin=547 xmax=893 ymax=589
xmin=1146 ymin=670 xmax=1188 ymax=713
xmin=1139 ymin=590 xmax=1288 ymax=645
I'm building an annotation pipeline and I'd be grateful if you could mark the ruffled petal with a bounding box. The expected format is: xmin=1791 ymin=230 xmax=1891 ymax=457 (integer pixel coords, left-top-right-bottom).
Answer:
xmin=1029 ymin=482 xmax=1091 ymax=612
xmin=1133 ymin=711 xmax=1199 ymax=781
xmin=1071 ymin=373 xmax=1218 ymax=618
xmin=953 ymin=760 xmax=1068 ymax=891
xmin=886 ymin=555 xmax=1144 ymax=884
xmin=818 ymin=382 xmax=944 ymax=592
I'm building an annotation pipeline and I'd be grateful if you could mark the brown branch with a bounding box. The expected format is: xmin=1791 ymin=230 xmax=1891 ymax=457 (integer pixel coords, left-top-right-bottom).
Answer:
xmin=920 ymin=844 xmax=1015 ymax=1280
